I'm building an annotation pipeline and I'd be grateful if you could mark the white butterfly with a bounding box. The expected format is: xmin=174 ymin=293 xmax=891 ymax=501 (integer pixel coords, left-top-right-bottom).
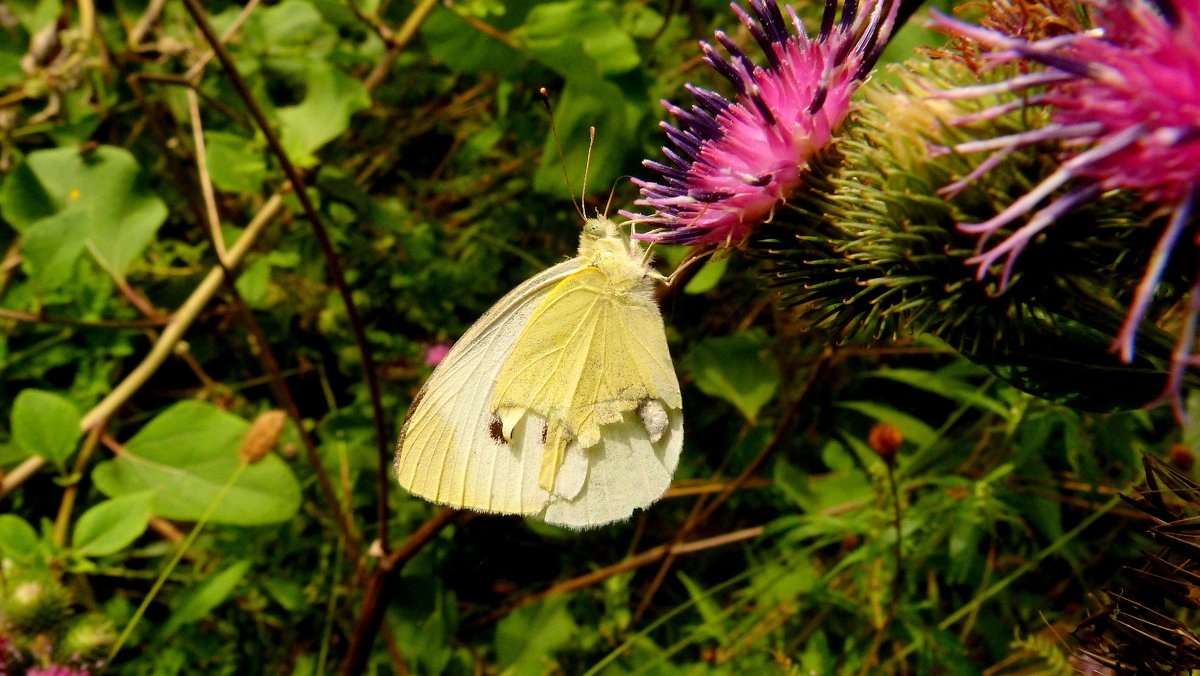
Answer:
xmin=393 ymin=216 xmax=683 ymax=528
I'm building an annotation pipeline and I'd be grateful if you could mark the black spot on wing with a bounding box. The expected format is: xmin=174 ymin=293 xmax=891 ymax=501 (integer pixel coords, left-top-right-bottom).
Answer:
xmin=541 ymin=422 xmax=549 ymax=444
xmin=489 ymin=416 xmax=507 ymax=445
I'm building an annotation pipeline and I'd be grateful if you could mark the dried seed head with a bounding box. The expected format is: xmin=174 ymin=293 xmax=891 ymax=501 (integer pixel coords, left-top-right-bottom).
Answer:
xmin=239 ymin=410 xmax=287 ymax=464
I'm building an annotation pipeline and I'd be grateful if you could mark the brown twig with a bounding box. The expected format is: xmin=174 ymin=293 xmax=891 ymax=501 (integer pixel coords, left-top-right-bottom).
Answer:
xmin=168 ymin=37 xmax=365 ymax=561
xmin=186 ymin=87 xmax=227 ymax=262
xmin=363 ymin=0 xmax=440 ymax=94
xmin=52 ymin=425 xmax=104 ymax=547
xmin=340 ymin=508 xmax=460 ymax=676
xmin=634 ymin=348 xmax=834 ymax=616
xmin=0 ymin=194 xmax=284 ymax=500
xmin=179 ymin=0 xmax=393 ymax=555
xmin=0 ymin=307 xmax=174 ymax=328
xmin=225 ymin=277 xmax=364 ymax=562
xmin=466 ymin=525 xmax=765 ymax=630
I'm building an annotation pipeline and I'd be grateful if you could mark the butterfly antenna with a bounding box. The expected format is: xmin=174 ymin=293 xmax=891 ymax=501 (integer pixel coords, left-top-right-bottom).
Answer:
xmin=539 ymin=88 xmax=585 ymax=221
xmin=581 ymin=127 xmax=595 ymax=218
xmin=603 ymin=182 xmax=619 ymax=219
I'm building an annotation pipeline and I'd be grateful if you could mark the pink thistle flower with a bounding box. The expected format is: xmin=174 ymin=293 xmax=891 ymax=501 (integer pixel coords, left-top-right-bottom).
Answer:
xmin=627 ymin=0 xmax=901 ymax=246
xmin=423 ymin=342 xmax=452 ymax=367
xmin=929 ymin=0 xmax=1200 ymax=417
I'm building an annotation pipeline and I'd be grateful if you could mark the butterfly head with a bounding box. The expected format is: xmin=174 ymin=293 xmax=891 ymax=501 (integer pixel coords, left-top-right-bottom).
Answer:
xmin=581 ymin=216 xmax=619 ymax=241
xmin=578 ymin=216 xmax=660 ymax=286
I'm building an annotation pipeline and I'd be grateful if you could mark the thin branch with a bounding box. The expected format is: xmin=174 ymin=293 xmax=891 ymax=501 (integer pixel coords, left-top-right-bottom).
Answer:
xmin=340 ymin=508 xmax=460 ymax=676
xmin=467 ymin=526 xmax=765 ymax=629
xmin=0 ymin=194 xmax=284 ymax=500
xmin=183 ymin=0 xmax=262 ymax=82
xmin=52 ymin=425 xmax=104 ymax=547
xmin=0 ymin=307 xmax=174 ymax=328
xmin=127 ymin=0 xmax=168 ymax=48
xmin=635 ymin=348 xmax=834 ymax=615
xmin=363 ymin=0 xmax=440 ymax=94
xmin=178 ymin=0 xmax=393 ymax=558
xmin=186 ymin=87 xmax=228 ymax=262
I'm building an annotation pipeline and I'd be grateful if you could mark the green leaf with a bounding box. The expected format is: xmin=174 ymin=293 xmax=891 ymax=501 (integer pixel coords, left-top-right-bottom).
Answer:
xmin=656 ymin=246 xmax=729 ymax=294
xmin=8 ymin=0 xmax=62 ymax=34
xmin=21 ymin=208 xmax=89 ymax=290
xmin=836 ymin=401 xmax=937 ymax=447
xmin=0 ymin=515 xmax=40 ymax=560
xmin=422 ymin=5 xmax=525 ymax=76
xmin=532 ymin=78 xmax=639 ymax=196
xmin=262 ymin=578 xmax=307 ymax=613
xmin=683 ymin=330 xmax=780 ymax=422
xmin=11 ymin=389 xmax=83 ymax=463
xmin=800 ymin=631 xmax=835 ymax=675
xmin=234 ymin=257 xmax=272 ymax=308
xmin=72 ymin=491 xmax=155 ymax=557
xmin=255 ymin=0 xmax=334 ymax=52
xmin=0 ymin=159 xmax=55 ymax=228
xmin=277 ymin=61 xmax=370 ymax=166
xmin=205 ymin=131 xmax=267 ymax=193
xmin=522 ymin=1 xmax=639 ymax=77
xmin=2 ymin=146 xmax=167 ymax=277
xmin=773 ymin=459 xmax=815 ymax=511
xmin=0 ymin=52 xmax=23 ymax=89
xmin=494 ymin=596 xmax=577 ymax=676
xmin=683 ymin=256 xmax=729 ymax=294
xmin=677 ymin=572 xmax=724 ymax=630
xmin=159 ymin=560 xmax=252 ymax=638
xmin=869 ymin=368 xmax=1008 ymax=418
xmin=91 ymin=401 xmax=301 ymax=525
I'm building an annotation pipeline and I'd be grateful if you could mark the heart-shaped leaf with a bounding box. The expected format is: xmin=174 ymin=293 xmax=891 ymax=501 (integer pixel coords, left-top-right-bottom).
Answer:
xmin=92 ymin=401 xmax=301 ymax=525
xmin=11 ymin=389 xmax=83 ymax=463
xmin=1 ymin=145 xmax=167 ymax=279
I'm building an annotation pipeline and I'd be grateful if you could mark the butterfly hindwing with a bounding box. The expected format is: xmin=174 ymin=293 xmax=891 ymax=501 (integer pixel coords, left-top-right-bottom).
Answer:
xmin=539 ymin=406 xmax=683 ymax=528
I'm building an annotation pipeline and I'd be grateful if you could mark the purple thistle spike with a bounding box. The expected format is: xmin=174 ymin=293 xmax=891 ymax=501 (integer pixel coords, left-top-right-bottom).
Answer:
xmin=625 ymin=0 xmax=901 ymax=246
xmin=929 ymin=0 xmax=1200 ymax=417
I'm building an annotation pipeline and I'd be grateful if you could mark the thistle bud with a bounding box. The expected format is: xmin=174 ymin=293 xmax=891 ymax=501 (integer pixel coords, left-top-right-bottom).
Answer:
xmin=868 ymin=422 xmax=903 ymax=465
xmin=1169 ymin=443 xmax=1196 ymax=472
xmin=1 ymin=576 xmax=70 ymax=638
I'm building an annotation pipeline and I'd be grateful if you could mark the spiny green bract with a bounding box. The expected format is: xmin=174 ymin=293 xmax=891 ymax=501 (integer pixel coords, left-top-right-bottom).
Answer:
xmin=750 ymin=59 xmax=1187 ymax=411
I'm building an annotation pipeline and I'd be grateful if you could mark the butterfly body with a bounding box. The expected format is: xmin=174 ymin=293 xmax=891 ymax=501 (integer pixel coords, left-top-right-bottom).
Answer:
xmin=394 ymin=217 xmax=683 ymax=528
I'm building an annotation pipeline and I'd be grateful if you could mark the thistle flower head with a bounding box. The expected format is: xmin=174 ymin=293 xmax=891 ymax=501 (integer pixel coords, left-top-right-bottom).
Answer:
xmin=929 ymin=0 xmax=1200 ymax=417
xmin=626 ymin=0 xmax=900 ymax=246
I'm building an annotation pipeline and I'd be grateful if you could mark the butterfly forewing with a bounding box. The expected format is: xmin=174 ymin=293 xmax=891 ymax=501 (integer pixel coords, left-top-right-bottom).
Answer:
xmin=394 ymin=259 xmax=582 ymax=514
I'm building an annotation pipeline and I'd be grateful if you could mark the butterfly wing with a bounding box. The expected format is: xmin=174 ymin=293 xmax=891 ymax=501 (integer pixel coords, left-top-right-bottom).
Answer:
xmin=397 ymin=225 xmax=684 ymax=529
xmin=539 ymin=405 xmax=683 ymax=528
xmin=394 ymin=258 xmax=583 ymax=514
xmin=492 ymin=261 xmax=684 ymax=527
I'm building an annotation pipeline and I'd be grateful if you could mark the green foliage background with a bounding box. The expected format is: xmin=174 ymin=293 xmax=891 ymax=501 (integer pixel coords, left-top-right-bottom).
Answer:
xmin=0 ymin=0 xmax=1191 ymax=673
